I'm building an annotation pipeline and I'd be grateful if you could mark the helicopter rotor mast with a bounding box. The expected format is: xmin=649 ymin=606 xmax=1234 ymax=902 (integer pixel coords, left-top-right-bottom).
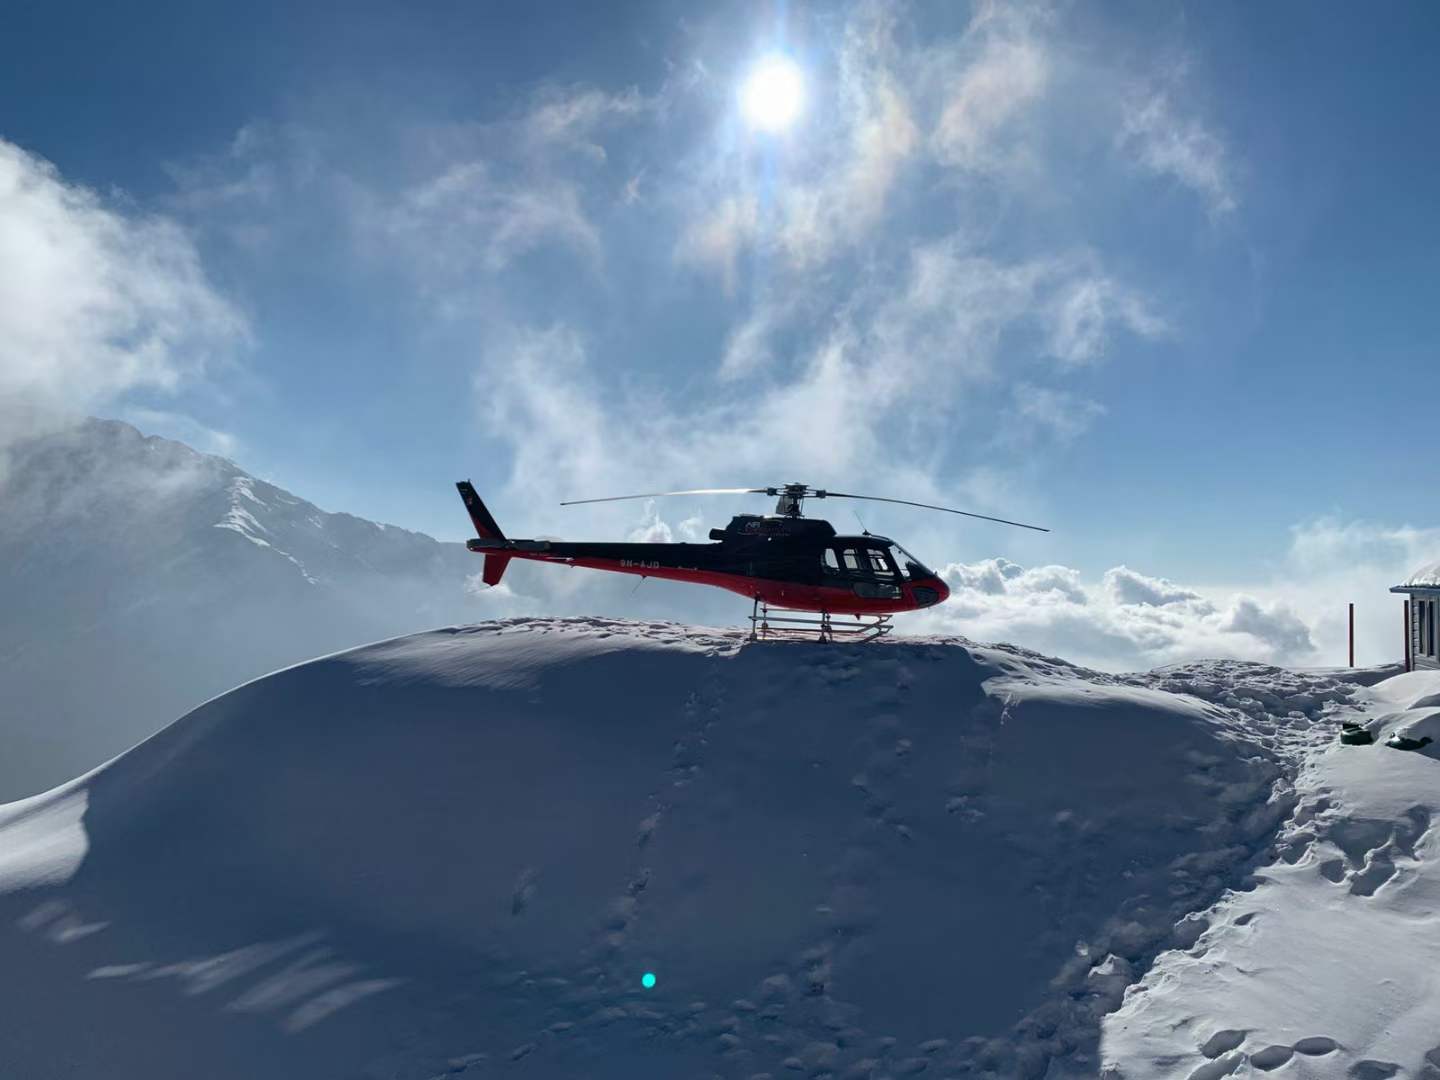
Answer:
xmin=559 ymin=483 xmax=1050 ymax=532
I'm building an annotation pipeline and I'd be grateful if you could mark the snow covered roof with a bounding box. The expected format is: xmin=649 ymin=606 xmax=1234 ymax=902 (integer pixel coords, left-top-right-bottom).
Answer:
xmin=1392 ymin=561 xmax=1440 ymax=592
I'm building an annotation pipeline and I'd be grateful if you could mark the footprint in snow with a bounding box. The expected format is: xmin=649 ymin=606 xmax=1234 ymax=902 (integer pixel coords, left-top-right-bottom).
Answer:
xmin=1249 ymin=1044 xmax=1292 ymax=1070
xmin=1348 ymin=1061 xmax=1400 ymax=1080
xmin=1348 ymin=850 xmax=1397 ymax=896
xmin=1199 ymin=1029 xmax=1246 ymax=1058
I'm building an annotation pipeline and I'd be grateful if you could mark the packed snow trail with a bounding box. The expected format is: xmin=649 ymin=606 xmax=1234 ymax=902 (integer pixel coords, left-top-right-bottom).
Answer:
xmin=0 ymin=619 xmax=1383 ymax=1079
xmin=1103 ymin=669 xmax=1440 ymax=1080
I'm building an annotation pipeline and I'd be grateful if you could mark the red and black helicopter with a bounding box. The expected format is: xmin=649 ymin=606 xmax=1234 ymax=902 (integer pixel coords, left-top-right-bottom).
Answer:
xmin=456 ymin=482 xmax=1048 ymax=639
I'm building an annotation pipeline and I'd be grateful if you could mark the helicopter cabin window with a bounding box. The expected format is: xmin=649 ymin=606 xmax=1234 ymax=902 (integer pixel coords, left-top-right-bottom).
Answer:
xmin=866 ymin=548 xmax=897 ymax=577
xmin=827 ymin=546 xmax=898 ymax=578
xmin=824 ymin=547 xmax=869 ymax=577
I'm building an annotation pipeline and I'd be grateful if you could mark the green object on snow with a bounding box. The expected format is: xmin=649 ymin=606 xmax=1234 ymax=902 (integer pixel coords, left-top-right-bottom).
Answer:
xmin=1340 ymin=724 xmax=1374 ymax=746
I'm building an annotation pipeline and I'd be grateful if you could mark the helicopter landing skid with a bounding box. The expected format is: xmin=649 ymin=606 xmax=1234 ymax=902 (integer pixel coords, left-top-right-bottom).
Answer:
xmin=748 ymin=599 xmax=892 ymax=643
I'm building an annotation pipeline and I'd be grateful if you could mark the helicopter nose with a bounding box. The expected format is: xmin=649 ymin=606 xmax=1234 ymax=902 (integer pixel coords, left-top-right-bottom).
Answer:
xmin=912 ymin=577 xmax=950 ymax=607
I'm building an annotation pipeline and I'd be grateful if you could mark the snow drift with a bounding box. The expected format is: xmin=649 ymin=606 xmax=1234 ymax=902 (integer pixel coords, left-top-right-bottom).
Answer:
xmin=0 ymin=619 xmax=1379 ymax=1078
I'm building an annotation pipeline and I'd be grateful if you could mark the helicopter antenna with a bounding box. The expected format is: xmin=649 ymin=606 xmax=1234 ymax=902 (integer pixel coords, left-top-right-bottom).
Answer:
xmin=559 ymin=483 xmax=1049 ymax=532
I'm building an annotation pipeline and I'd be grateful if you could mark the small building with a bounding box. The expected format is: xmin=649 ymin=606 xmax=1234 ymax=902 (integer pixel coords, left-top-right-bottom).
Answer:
xmin=1392 ymin=561 xmax=1440 ymax=671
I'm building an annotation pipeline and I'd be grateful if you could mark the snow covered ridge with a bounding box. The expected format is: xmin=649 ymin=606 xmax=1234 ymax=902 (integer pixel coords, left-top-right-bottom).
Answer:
xmin=213 ymin=476 xmax=321 ymax=584
xmin=1 ymin=618 xmax=1400 ymax=1080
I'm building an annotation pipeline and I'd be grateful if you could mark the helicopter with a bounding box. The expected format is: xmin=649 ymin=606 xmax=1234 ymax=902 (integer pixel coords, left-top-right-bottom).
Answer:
xmin=456 ymin=481 xmax=1048 ymax=640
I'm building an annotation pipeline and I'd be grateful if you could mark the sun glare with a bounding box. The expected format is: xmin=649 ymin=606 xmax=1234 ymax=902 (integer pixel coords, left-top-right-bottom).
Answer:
xmin=740 ymin=55 xmax=804 ymax=132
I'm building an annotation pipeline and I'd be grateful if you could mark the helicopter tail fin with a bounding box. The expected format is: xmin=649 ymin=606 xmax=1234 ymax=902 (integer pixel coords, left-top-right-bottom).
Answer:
xmin=482 ymin=553 xmax=511 ymax=587
xmin=456 ymin=481 xmax=511 ymax=586
xmin=457 ymin=481 xmax=504 ymax=540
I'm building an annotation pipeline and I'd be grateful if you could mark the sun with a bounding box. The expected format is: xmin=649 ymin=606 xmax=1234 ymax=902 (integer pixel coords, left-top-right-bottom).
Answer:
xmin=740 ymin=55 xmax=805 ymax=133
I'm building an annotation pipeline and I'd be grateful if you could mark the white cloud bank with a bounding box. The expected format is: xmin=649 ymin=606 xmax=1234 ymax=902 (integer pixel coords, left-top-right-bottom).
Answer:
xmin=0 ymin=138 xmax=244 ymax=451
xmin=910 ymin=557 xmax=1314 ymax=672
xmin=905 ymin=518 xmax=1440 ymax=673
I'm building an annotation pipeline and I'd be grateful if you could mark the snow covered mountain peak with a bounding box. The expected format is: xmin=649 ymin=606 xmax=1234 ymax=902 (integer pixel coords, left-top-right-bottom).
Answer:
xmin=0 ymin=418 xmax=483 ymax=800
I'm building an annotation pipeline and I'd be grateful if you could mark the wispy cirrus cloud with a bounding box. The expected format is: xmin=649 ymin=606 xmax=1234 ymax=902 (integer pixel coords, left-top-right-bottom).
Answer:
xmin=675 ymin=194 xmax=759 ymax=294
xmin=360 ymin=84 xmax=654 ymax=291
xmin=869 ymin=241 xmax=1167 ymax=385
xmin=1119 ymin=87 xmax=1236 ymax=215
xmin=383 ymin=161 xmax=601 ymax=275
xmin=929 ymin=4 xmax=1049 ymax=172
xmin=522 ymin=85 xmax=650 ymax=161
xmin=1009 ymin=384 xmax=1106 ymax=443
xmin=1046 ymin=274 xmax=1169 ymax=364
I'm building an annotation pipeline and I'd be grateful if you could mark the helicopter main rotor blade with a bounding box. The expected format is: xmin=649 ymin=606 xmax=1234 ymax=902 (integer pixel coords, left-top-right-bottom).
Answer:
xmin=821 ymin=492 xmax=1050 ymax=533
xmin=560 ymin=487 xmax=770 ymax=506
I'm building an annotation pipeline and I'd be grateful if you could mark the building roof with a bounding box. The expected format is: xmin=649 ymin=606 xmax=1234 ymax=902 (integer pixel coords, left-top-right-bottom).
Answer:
xmin=1392 ymin=560 xmax=1440 ymax=593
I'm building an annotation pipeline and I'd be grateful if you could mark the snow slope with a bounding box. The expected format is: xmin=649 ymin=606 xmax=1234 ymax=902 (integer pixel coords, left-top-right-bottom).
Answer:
xmin=0 ymin=618 xmax=1361 ymax=1080
xmin=1103 ymin=669 xmax=1440 ymax=1080
xmin=0 ymin=418 xmax=485 ymax=799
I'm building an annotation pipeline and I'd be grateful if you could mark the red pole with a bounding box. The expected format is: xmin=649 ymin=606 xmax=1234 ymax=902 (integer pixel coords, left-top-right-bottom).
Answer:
xmin=1405 ymin=600 xmax=1412 ymax=673
xmin=1349 ymin=603 xmax=1355 ymax=667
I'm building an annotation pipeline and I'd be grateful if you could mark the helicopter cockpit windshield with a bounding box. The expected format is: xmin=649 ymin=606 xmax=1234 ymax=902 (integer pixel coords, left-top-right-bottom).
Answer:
xmin=888 ymin=542 xmax=933 ymax=580
xmin=823 ymin=541 xmax=934 ymax=582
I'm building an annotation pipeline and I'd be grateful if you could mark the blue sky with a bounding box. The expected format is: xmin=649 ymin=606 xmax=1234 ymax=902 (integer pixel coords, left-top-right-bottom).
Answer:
xmin=3 ymin=0 xmax=1438 ymax=668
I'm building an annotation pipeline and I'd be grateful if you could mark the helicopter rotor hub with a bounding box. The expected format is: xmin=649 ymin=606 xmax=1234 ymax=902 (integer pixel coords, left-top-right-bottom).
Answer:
xmin=770 ymin=482 xmax=825 ymax=518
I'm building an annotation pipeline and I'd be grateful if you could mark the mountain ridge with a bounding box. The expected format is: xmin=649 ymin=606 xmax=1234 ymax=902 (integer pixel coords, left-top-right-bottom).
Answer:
xmin=0 ymin=417 xmax=485 ymax=799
